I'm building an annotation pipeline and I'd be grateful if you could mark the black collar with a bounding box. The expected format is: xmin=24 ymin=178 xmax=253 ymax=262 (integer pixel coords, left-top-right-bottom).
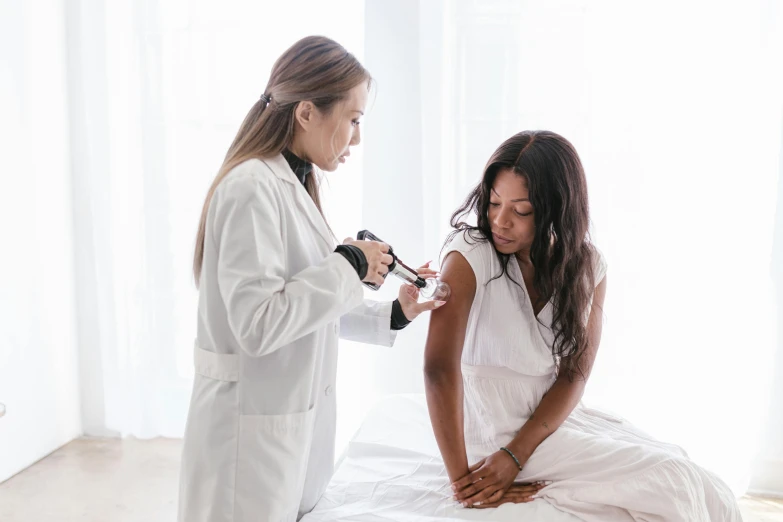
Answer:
xmin=282 ymin=149 xmax=313 ymax=186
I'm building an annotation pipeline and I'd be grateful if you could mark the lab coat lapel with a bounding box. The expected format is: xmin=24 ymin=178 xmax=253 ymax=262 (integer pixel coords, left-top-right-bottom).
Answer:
xmin=262 ymin=154 xmax=335 ymax=256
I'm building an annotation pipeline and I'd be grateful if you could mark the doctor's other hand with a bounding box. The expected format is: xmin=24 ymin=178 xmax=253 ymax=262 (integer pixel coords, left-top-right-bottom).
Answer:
xmin=398 ymin=261 xmax=446 ymax=321
xmin=343 ymin=238 xmax=393 ymax=286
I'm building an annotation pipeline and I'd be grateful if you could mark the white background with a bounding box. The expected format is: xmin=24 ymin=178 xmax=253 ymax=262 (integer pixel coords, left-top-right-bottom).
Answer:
xmin=1 ymin=0 xmax=782 ymax=497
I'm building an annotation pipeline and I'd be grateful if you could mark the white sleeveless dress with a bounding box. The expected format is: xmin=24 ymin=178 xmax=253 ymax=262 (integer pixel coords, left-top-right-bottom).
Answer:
xmin=442 ymin=230 xmax=742 ymax=522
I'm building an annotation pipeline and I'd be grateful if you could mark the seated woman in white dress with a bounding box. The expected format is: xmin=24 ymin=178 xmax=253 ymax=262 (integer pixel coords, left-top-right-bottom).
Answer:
xmin=424 ymin=130 xmax=742 ymax=521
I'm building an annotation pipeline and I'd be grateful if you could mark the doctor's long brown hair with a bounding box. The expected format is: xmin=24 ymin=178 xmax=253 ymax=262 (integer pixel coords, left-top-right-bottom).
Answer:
xmin=449 ymin=131 xmax=597 ymax=380
xmin=193 ymin=36 xmax=371 ymax=285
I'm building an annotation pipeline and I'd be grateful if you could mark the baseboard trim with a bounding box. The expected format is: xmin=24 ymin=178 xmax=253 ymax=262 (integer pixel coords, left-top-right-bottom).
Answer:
xmin=746 ymin=488 xmax=783 ymax=500
xmin=0 ymin=434 xmax=79 ymax=485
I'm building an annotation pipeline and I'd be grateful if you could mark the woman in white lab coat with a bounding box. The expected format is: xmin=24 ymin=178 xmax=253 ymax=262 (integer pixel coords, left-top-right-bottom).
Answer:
xmin=178 ymin=36 xmax=443 ymax=522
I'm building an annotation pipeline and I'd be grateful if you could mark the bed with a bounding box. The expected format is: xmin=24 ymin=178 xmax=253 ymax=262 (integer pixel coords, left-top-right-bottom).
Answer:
xmin=302 ymin=394 xmax=581 ymax=522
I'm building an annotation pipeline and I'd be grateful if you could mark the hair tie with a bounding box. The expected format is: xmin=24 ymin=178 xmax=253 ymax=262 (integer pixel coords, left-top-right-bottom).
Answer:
xmin=260 ymin=93 xmax=271 ymax=105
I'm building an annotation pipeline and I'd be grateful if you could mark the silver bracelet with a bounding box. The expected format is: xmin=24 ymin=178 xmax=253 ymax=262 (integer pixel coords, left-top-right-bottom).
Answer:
xmin=500 ymin=446 xmax=523 ymax=471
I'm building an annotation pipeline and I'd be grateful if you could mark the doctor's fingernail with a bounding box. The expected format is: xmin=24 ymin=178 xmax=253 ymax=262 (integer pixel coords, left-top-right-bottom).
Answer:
xmin=435 ymin=301 xmax=446 ymax=307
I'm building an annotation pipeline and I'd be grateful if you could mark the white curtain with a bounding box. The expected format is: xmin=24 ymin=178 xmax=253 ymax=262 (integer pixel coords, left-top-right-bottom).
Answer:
xmin=67 ymin=0 xmax=365 ymax=438
xmin=355 ymin=0 xmax=783 ymax=496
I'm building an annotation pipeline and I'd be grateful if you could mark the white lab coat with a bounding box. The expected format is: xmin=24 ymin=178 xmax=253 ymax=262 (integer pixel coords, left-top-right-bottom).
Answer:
xmin=178 ymin=154 xmax=397 ymax=522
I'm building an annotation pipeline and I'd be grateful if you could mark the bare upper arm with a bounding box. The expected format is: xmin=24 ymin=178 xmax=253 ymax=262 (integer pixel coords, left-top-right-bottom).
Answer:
xmin=576 ymin=274 xmax=608 ymax=378
xmin=423 ymin=251 xmax=477 ymax=374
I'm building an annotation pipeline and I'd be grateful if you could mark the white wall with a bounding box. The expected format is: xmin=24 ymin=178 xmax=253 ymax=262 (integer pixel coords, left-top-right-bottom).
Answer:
xmin=0 ymin=0 xmax=82 ymax=483
xmin=361 ymin=0 xmax=427 ymax=397
xmin=333 ymin=0 xmax=432 ymax=455
xmin=751 ymin=115 xmax=783 ymax=497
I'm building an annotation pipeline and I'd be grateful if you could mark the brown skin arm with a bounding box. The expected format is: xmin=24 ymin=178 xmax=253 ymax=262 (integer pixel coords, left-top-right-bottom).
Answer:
xmin=423 ymin=251 xmax=477 ymax=483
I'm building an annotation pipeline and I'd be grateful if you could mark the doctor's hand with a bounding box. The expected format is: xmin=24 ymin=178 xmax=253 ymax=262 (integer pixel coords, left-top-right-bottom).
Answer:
xmin=398 ymin=261 xmax=445 ymax=321
xmin=342 ymin=238 xmax=393 ymax=286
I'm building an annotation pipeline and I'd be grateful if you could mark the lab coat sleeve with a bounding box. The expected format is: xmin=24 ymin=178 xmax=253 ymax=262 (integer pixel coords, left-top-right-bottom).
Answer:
xmin=213 ymin=175 xmax=365 ymax=357
xmin=339 ymin=300 xmax=398 ymax=347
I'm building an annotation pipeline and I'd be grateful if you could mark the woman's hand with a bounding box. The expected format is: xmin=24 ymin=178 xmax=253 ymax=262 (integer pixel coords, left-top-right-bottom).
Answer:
xmin=398 ymin=261 xmax=445 ymax=320
xmin=473 ymin=482 xmax=549 ymax=509
xmin=452 ymin=450 xmax=529 ymax=508
xmin=342 ymin=238 xmax=393 ymax=286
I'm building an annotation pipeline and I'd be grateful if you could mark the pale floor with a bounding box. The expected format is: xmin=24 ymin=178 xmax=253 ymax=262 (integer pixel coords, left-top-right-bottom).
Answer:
xmin=0 ymin=438 xmax=781 ymax=521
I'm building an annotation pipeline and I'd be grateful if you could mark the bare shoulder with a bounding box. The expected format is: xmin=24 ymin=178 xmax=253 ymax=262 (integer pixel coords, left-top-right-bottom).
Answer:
xmin=424 ymin=250 xmax=477 ymax=365
xmin=436 ymin=250 xmax=477 ymax=316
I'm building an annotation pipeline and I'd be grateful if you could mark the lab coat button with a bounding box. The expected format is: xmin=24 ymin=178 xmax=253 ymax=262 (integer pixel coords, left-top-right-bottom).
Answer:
xmin=325 ymin=385 xmax=333 ymax=396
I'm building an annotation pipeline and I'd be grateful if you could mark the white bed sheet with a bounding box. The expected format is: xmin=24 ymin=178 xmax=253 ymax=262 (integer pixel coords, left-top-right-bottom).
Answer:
xmin=302 ymin=394 xmax=581 ymax=522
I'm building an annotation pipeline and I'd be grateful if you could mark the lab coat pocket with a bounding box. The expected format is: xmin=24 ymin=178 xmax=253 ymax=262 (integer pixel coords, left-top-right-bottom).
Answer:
xmin=235 ymin=406 xmax=316 ymax=522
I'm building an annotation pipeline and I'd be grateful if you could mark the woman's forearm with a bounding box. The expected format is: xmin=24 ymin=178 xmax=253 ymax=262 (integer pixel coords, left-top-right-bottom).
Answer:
xmin=509 ymin=277 xmax=607 ymax=462
xmin=506 ymin=376 xmax=585 ymax=461
xmin=425 ymin=367 xmax=469 ymax=483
